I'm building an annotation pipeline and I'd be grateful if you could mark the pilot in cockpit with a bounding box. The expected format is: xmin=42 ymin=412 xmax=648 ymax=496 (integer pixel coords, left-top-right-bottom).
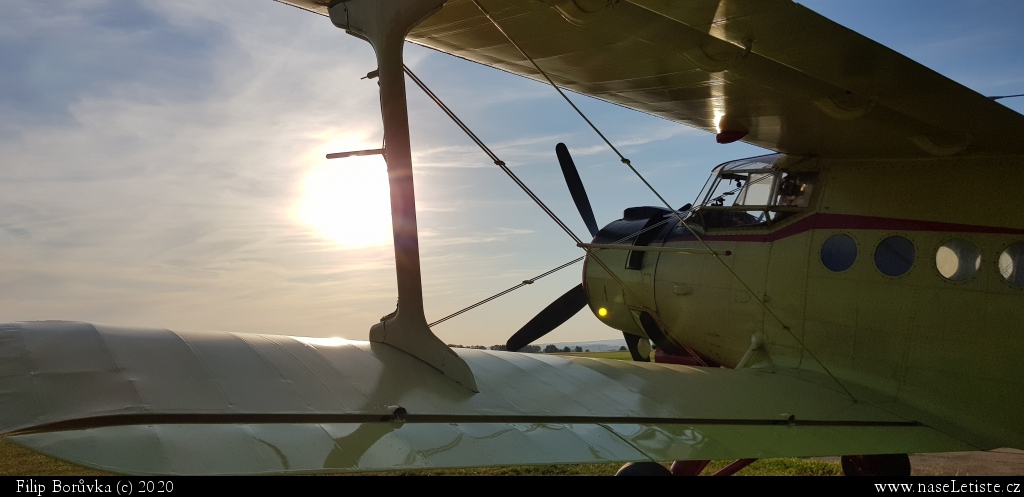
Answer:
xmin=776 ymin=173 xmax=813 ymax=208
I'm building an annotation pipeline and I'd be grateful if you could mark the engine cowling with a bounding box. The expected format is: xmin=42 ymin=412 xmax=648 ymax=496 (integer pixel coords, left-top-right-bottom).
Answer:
xmin=584 ymin=206 xmax=696 ymax=357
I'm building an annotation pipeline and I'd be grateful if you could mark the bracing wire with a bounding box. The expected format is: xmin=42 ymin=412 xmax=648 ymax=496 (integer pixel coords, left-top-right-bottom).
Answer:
xmin=429 ymin=218 xmax=672 ymax=327
xmin=404 ymin=65 xmax=582 ymax=246
xmin=404 ymin=64 xmax=662 ymax=337
xmin=428 ymin=257 xmax=583 ymax=327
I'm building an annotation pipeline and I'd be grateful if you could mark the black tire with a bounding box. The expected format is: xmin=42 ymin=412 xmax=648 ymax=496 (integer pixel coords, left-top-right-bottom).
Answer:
xmin=841 ymin=454 xmax=911 ymax=476
xmin=615 ymin=462 xmax=672 ymax=476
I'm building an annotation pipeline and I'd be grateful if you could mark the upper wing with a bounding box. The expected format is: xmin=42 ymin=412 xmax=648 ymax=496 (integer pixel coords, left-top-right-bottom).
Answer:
xmin=276 ymin=0 xmax=1024 ymax=158
xmin=1 ymin=322 xmax=972 ymax=475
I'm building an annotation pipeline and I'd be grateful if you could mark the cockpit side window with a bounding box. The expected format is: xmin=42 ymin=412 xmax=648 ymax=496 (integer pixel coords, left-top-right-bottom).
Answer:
xmin=734 ymin=172 xmax=776 ymax=206
xmin=704 ymin=172 xmax=775 ymax=207
xmin=693 ymin=157 xmax=817 ymax=229
xmin=771 ymin=172 xmax=816 ymax=222
xmin=698 ymin=172 xmax=774 ymax=229
xmin=776 ymin=172 xmax=815 ymax=208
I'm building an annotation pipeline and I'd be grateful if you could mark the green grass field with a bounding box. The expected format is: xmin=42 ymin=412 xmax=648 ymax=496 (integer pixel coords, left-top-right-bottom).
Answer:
xmin=555 ymin=350 xmax=635 ymax=361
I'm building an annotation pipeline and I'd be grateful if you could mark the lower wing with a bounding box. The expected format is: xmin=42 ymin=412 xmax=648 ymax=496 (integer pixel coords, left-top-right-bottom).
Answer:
xmin=0 ymin=321 xmax=973 ymax=475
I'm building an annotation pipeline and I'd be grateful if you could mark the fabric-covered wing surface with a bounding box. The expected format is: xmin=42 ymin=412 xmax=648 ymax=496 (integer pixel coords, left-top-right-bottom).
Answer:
xmin=276 ymin=0 xmax=1024 ymax=158
xmin=1 ymin=322 xmax=971 ymax=474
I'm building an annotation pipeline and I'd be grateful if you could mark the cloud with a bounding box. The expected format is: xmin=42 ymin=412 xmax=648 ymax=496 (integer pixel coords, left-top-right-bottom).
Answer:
xmin=0 ymin=0 xmax=409 ymax=336
xmin=0 ymin=1 xmax=226 ymax=136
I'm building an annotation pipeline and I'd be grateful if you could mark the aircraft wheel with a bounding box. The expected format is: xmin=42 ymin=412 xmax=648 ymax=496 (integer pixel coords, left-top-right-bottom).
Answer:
xmin=841 ymin=454 xmax=911 ymax=476
xmin=615 ymin=462 xmax=672 ymax=476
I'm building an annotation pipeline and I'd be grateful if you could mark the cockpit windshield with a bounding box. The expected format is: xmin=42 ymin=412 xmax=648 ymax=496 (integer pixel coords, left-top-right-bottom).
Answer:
xmin=693 ymin=154 xmax=816 ymax=229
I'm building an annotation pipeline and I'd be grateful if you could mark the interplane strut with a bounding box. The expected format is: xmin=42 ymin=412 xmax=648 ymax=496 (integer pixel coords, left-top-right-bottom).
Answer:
xmin=328 ymin=0 xmax=476 ymax=392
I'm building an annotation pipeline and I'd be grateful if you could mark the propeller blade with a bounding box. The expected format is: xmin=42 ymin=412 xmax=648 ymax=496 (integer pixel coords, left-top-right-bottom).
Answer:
xmin=507 ymin=283 xmax=588 ymax=351
xmin=555 ymin=143 xmax=600 ymax=237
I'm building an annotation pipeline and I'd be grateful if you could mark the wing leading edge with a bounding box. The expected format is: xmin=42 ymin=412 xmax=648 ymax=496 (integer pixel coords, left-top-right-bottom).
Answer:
xmin=1 ymin=322 xmax=972 ymax=474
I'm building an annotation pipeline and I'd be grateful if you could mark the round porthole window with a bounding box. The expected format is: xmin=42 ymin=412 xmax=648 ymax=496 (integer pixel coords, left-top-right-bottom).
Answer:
xmin=998 ymin=242 xmax=1024 ymax=287
xmin=821 ymin=234 xmax=857 ymax=272
xmin=935 ymin=239 xmax=981 ymax=281
xmin=874 ymin=236 xmax=915 ymax=276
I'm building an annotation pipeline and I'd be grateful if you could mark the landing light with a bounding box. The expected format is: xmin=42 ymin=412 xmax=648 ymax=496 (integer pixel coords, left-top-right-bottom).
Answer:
xmin=598 ymin=307 xmax=608 ymax=318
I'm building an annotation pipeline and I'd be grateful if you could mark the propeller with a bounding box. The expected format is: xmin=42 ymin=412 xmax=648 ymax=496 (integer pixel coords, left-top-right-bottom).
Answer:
xmin=555 ymin=142 xmax=599 ymax=237
xmin=506 ymin=283 xmax=588 ymax=353
xmin=506 ymin=143 xmax=596 ymax=351
xmin=507 ymin=143 xmax=650 ymax=359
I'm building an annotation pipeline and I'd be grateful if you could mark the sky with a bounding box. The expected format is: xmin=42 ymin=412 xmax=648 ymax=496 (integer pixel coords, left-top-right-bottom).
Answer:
xmin=2 ymin=0 xmax=1023 ymax=347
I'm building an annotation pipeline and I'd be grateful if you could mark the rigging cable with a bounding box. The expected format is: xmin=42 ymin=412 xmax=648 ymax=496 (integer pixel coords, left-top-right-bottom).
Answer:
xmin=428 ymin=218 xmax=672 ymax=327
xmin=404 ymin=64 xmax=670 ymax=341
xmin=471 ymin=0 xmax=853 ymax=397
xmin=404 ymin=65 xmax=582 ymax=246
xmin=428 ymin=257 xmax=583 ymax=328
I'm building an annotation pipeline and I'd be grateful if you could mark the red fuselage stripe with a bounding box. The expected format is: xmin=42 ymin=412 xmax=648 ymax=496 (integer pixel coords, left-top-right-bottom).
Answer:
xmin=661 ymin=213 xmax=1024 ymax=244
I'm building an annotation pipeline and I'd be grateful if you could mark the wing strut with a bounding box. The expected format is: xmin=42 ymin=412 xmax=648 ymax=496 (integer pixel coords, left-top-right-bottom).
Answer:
xmin=328 ymin=0 xmax=477 ymax=392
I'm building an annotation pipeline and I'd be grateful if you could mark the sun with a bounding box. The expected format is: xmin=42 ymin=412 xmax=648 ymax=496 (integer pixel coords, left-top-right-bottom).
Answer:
xmin=294 ymin=155 xmax=394 ymax=249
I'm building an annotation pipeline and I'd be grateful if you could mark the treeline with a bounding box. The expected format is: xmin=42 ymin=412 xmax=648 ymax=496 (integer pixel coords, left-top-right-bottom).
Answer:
xmin=446 ymin=344 xmax=620 ymax=354
xmin=447 ymin=344 xmax=542 ymax=353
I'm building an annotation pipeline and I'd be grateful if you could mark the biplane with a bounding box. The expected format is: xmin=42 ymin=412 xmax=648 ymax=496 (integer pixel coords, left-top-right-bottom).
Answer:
xmin=1 ymin=0 xmax=1023 ymax=476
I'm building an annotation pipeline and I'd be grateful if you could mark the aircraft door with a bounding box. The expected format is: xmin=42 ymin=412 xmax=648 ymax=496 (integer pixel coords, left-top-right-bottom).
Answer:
xmin=762 ymin=228 xmax=812 ymax=369
xmin=761 ymin=171 xmax=819 ymax=369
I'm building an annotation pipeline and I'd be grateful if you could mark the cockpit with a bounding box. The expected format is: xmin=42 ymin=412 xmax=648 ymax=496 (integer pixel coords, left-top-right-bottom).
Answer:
xmin=692 ymin=154 xmax=816 ymax=229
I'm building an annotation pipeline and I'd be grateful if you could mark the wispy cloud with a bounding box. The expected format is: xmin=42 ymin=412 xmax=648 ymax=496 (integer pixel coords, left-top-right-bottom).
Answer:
xmin=0 ymin=0 xmax=405 ymax=336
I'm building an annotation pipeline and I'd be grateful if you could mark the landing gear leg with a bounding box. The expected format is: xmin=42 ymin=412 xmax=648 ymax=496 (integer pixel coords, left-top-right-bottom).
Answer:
xmin=670 ymin=460 xmax=709 ymax=475
xmin=841 ymin=454 xmax=911 ymax=476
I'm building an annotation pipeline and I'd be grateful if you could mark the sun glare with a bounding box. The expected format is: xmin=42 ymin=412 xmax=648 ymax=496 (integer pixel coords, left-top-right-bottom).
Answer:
xmin=295 ymin=155 xmax=394 ymax=249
